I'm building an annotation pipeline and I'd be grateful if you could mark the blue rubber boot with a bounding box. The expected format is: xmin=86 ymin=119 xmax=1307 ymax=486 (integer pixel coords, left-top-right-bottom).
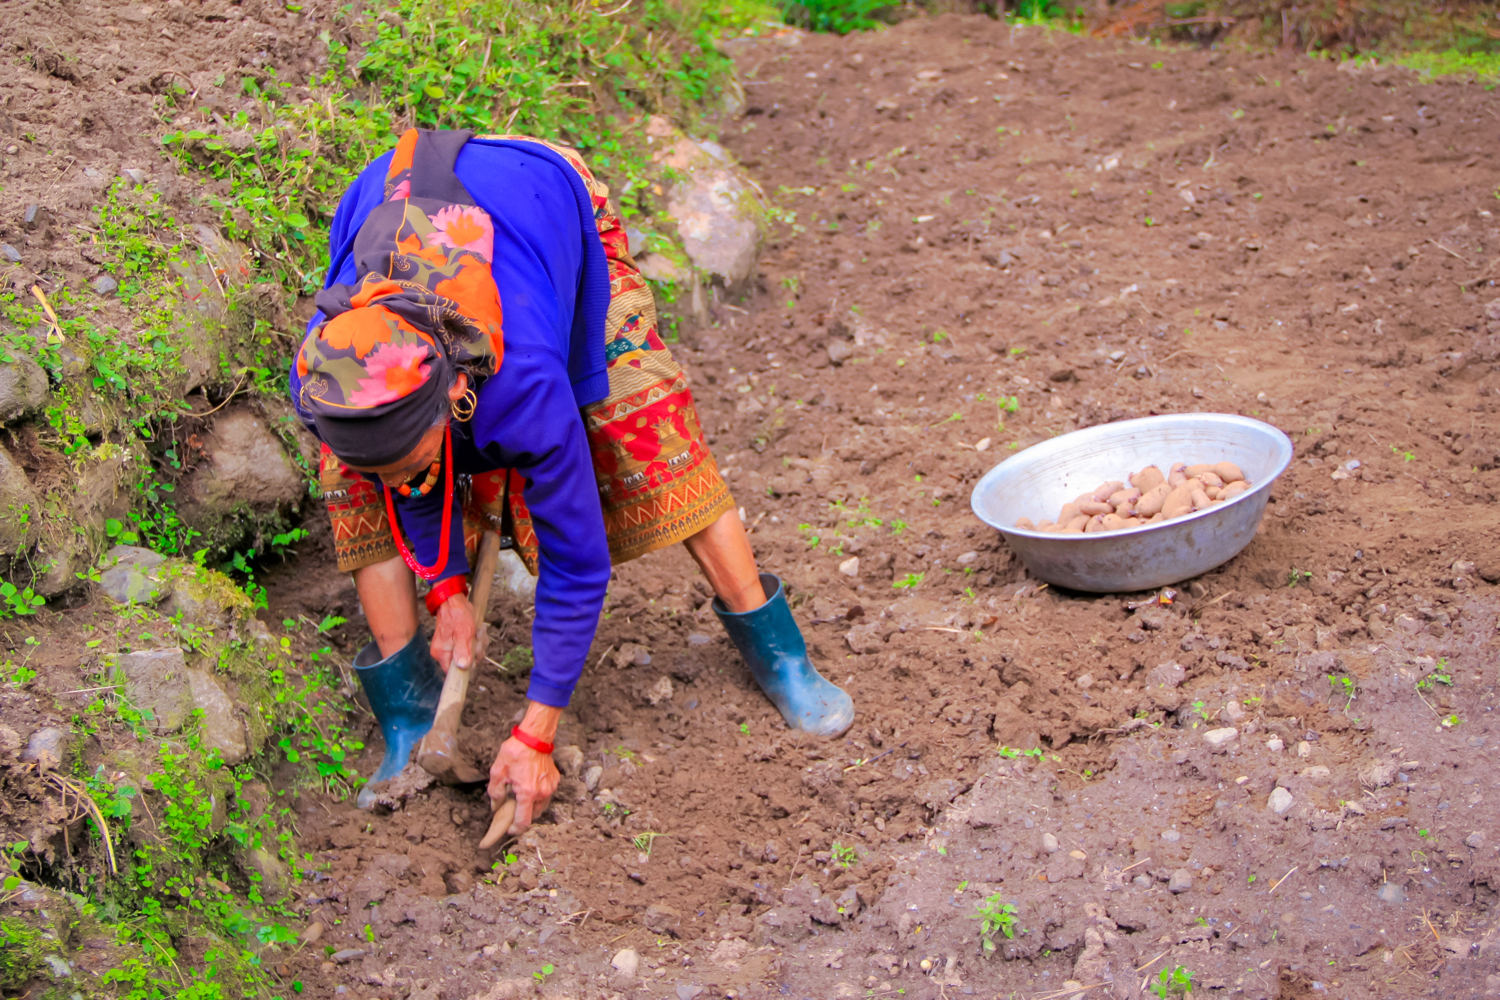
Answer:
xmin=352 ymin=632 xmax=443 ymax=809
xmin=714 ymin=574 xmax=854 ymax=738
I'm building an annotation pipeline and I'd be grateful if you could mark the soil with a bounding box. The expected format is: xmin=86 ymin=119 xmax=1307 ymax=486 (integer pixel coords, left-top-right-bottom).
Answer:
xmin=6 ymin=9 xmax=1500 ymax=1000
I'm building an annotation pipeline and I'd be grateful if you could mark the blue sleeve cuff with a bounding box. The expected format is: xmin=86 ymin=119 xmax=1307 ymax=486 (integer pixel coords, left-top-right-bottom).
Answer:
xmin=524 ymin=678 xmax=574 ymax=709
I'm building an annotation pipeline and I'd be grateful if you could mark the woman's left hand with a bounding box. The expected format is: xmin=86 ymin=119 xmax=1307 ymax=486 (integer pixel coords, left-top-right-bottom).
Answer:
xmin=430 ymin=593 xmax=475 ymax=673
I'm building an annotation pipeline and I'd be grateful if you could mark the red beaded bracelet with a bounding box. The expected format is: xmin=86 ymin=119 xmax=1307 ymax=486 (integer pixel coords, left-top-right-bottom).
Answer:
xmin=424 ymin=576 xmax=470 ymax=616
xmin=510 ymin=725 xmax=554 ymax=755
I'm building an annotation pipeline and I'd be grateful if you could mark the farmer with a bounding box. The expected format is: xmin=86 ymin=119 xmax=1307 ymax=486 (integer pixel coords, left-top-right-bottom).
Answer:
xmin=290 ymin=129 xmax=852 ymax=828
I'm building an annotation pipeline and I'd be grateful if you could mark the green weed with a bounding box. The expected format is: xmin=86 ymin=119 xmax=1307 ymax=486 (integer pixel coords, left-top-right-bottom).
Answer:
xmin=1151 ymin=965 xmax=1193 ymax=998
xmin=893 ymin=572 xmax=924 ymax=590
xmin=831 ymin=843 xmax=859 ymax=869
xmin=973 ymin=894 xmax=1018 ymax=953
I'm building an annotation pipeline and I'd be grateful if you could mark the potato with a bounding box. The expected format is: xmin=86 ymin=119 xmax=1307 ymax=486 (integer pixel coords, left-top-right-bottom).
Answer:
xmin=1161 ymin=484 xmax=1196 ymax=519
xmin=1083 ymin=514 xmax=1108 ymax=533
xmin=1220 ymin=480 xmax=1249 ymax=500
xmin=1135 ymin=482 xmax=1171 ymax=516
xmin=1036 ymin=519 xmax=1055 ymax=530
xmin=1215 ymin=462 xmax=1245 ymax=483
xmin=1198 ymin=472 xmax=1224 ymax=489
xmin=1122 ymin=516 xmax=1143 ymax=528
xmin=1015 ymin=516 xmax=1036 ymax=530
xmin=1190 ymin=488 xmax=1212 ymax=511
xmin=1131 ymin=465 xmax=1166 ymax=492
xmin=1185 ymin=463 xmax=1217 ymax=478
xmin=1100 ymin=513 xmax=1129 ymax=531
xmin=1205 ymin=486 xmax=1221 ymax=501
xmin=1091 ymin=481 xmax=1125 ymax=503
xmin=1058 ymin=526 xmax=1085 ymax=534
xmin=1167 ymin=462 xmax=1187 ymax=486
xmin=1079 ymin=500 xmax=1113 ymax=516
xmin=1059 ymin=503 xmax=1082 ymax=524
xmin=1108 ymin=487 xmax=1142 ymax=507
xmin=1065 ymin=515 xmax=1090 ymax=532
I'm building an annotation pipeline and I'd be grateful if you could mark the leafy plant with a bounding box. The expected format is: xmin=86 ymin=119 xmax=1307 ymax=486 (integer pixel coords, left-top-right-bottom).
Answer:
xmin=831 ymin=843 xmax=858 ymax=869
xmin=973 ymin=894 xmax=1018 ymax=953
xmin=780 ymin=0 xmax=892 ymax=35
xmin=1151 ymin=965 xmax=1193 ymax=998
xmin=997 ymin=745 xmax=1044 ymax=760
xmin=1287 ymin=568 xmax=1313 ymax=588
xmin=0 ymin=582 xmax=44 ymax=618
xmin=893 ymin=572 xmax=924 ymax=590
xmin=632 ymin=831 xmax=663 ymax=857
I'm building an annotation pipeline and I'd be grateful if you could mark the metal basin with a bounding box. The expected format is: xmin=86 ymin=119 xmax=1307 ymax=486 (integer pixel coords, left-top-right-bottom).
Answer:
xmin=969 ymin=413 xmax=1294 ymax=593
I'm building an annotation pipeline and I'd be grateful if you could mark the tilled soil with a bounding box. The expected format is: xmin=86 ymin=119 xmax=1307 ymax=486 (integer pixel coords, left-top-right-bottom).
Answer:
xmin=7 ymin=10 xmax=1500 ymax=1000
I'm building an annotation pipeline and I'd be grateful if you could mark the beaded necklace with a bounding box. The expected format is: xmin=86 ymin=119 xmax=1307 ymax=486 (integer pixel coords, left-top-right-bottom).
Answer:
xmin=383 ymin=426 xmax=454 ymax=581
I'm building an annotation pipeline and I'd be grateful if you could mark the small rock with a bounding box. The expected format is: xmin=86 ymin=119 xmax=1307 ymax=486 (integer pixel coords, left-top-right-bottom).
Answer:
xmin=974 ymin=437 xmax=991 ymax=452
xmin=645 ymin=675 xmax=674 ymax=706
xmin=1376 ymin=882 xmax=1406 ymax=905
xmin=1266 ymin=737 xmax=1284 ymax=752
xmin=1300 ymin=765 xmax=1331 ymax=781
xmin=614 ymin=642 xmax=651 ymax=668
xmin=22 ymin=204 xmax=48 ymax=231
xmin=0 ymin=244 xmax=21 ymax=263
xmin=611 ymin=948 xmax=640 ymax=979
xmin=1267 ymin=787 xmax=1294 ymax=816
xmin=1467 ymin=831 xmax=1486 ymax=850
xmin=45 ymin=955 xmax=71 ymax=978
xmin=676 ymin=986 xmax=705 ymax=1000
xmin=845 ymin=621 xmax=884 ymax=655
xmin=687 ymin=633 xmax=713 ymax=645
xmin=1041 ymin=832 xmax=1060 ymax=854
xmin=826 ymin=340 xmax=854 ymax=365
xmin=300 ymin=921 xmax=325 ymax=944
xmin=1160 ymin=829 xmax=1181 ymax=844
xmin=1168 ymin=869 xmax=1193 ymax=894
xmin=1203 ymin=727 xmax=1239 ymax=750
xmin=1222 ymin=700 xmax=1246 ymax=723
xmin=97 ymin=544 xmax=169 ymax=605
xmin=1075 ymin=673 xmax=1094 ymax=690
xmin=1132 ymin=874 xmax=1151 ymax=888
xmin=553 ymin=744 xmax=583 ymax=778
xmin=121 ymin=167 xmax=149 ymax=185
xmin=838 ymin=556 xmax=860 ymax=578
xmin=1146 ymin=661 xmax=1186 ymax=688
xmin=330 ymin=948 xmax=367 ymax=964
xmin=0 ymin=353 xmax=50 ymax=424
xmin=92 ymin=275 xmax=119 ymax=296
xmin=117 ymin=647 xmax=194 ymax=732
xmin=583 ymin=765 xmax=603 ymax=791
xmin=623 ymin=226 xmax=646 ymax=257
xmin=21 ymin=727 xmax=65 ymax=770
xmin=956 ymin=551 xmax=979 ymax=565
xmin=1297 ymin=740 xmax=1312 ymax=758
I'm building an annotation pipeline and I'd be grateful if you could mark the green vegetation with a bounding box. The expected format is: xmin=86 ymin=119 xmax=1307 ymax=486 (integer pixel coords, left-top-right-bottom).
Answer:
xmin=1151 ymin=964 xmax=1194 ymax=998
xmin=831 ymin=842 xmax=859 ymax=869
xmin=973 ymin=893 xmax=1019 ymax=953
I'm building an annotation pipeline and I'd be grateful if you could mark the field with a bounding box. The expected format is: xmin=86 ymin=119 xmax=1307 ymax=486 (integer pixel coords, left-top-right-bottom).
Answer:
xmin=2 ymin=5 xmax=1500 ymax=1000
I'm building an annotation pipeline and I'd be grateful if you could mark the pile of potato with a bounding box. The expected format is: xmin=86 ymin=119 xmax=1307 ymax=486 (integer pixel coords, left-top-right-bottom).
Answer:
xmin=1015 ymin=462 xmax=1250 ymax=534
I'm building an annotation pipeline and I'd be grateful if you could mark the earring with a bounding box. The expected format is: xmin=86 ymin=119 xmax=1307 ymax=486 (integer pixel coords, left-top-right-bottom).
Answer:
xmin=451 ymin=384 xmax=477 ymax=422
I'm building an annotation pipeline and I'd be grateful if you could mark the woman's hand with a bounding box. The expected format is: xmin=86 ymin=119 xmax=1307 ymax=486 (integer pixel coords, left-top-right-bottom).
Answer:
xmin=488 ymin=702 xmax=563 ymax=834
xmin=430 ymin=593 xmax=475 ymax=673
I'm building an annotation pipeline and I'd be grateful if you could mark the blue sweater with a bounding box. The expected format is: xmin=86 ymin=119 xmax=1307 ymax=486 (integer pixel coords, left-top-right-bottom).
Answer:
xmin=291 ymin=137 xmax=614 ymax=708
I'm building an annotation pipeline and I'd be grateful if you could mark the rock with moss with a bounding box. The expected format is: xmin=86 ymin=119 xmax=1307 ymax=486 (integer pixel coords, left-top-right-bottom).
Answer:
xmin=0 ymin=444 xmax=40 ymax=555
xmin=0 ymin=354 xmax=48 ymax=424
xmin=97 ymin=545 xmax=170 ymax=605
xmin=179 ymin=404 xmax=308 ymax=554
xmin=647 ymin=116 xmax=766 ymax=289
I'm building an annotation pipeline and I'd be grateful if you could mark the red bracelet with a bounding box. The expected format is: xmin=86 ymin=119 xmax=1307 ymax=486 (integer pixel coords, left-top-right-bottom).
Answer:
xmin=510 ymin=725 xmax=554 ymax=755
xmin=424 ymin=576 xmax=469 ymax=616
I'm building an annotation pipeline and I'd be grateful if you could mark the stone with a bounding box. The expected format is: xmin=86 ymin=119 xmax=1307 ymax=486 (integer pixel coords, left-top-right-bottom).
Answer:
xmin=611 ymin=948 xmax=640 ymax=978
xmin=1297 ymin=740 xmax=1312 ymax=758
xmin=1467 ymin=831 xmax=1486 ymax=850
xmin=1 ymin=244 xmax=20 ymax=263
xmin=1168 ymin=869 xmax=1193 ymax=893
xmin=21 ymin=727 xmax=65 ymax=770
xmin=493 ymin=547 xmax=537 ymax=599
xmin=91 ymin=275 xmax=119 ymax=296
xmin=1222 ymin=700 xmax=1246 ymax=723
xmin=1160 ymin=829 xmax=1181 ymax=843
xmin=614 ymin=642 xmax=651 ymax=668
xmin=644 ymin=675 xmax=674 ymax=706
xmin=1203 ymin=727 xmax=1239 ymax=750
xmin=838 ymin=555 xmax=860 ymax=578
xmin=642 ymin=902 xmax=680 ymax=934
xmin=583 ymin=764 xmax=603 ymax=791
xmin=0 ymin=443 xmax=39 ymax=552
xmin=1041 ymin=832 xmax=1060 ymax=853
xmin=845 ymin=621 xmax=883 ymax=654
xmin=1300 ymin=765 xmax=1331 ymax=781
xmin=330 ymin=948 xmax=367 ymax=964
xmin=623 ymin=226 xmax=647 ymax=257
xmin=97 ymin=545 xmax=169 ymax=605
xmin=240 ymin=845 xmax=287 ymax=897
xmin=0 ymin=725 xmax=19 ymax=753
xmin=1376 ymin=881 xmax=1405 ymax=905
xmin=707 ymin=937 xmax=749 ymax=969
xmin=1267 ymin=787 xmax=1294 ymax=815
xmin=117 ymin=647 xmax=198 ymax=732
xmin=22 ymin=204 xmax=49 ymax=231
xmin=0 ymin=354 xmax=48 ymax=424
xmin=180 ymin=405 xmax=305 ymax=548
xmin=826 ymin=340 xmax=854 ymax=365
xmin=1266 ymin=737 xmax=1284 ymax=752
xmin=676 ymin=986 xmax=704 ymax=1000
xmin=553 ymin=745 xmax=583 ymax=778
xmin=1146 ymin=660 xmax=1186 ymax=688
xmin=120 ymin=167 xmax=148 ymax=185
xmin=636 ymin=252 xmax=686 ymax=283
xmin=956 ymin=550 xmax=979 ymax=565
xmin=653 ymin=124 xmax=764 ymax=286
xmin=188 ymin=669 xmax=248 ymax=764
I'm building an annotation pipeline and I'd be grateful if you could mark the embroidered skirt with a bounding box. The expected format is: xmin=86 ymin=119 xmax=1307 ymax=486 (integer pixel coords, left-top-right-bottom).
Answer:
xmin=320 ymin=137 xmax=733 ymax=575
